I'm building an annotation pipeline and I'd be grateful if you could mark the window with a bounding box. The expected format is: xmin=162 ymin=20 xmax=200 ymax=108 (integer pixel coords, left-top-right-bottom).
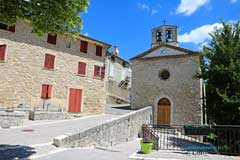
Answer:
xmin=0 ymin=23 xmax=15 ymax=32
xmin=44 ymin=54 xmax=55 ymax=69
xmin=94 ymin=65 xmax=105 ymax=79
xmin=121 ymin=68 xmax=125 ymax=80
xmin=96 ymin=46 xmax=102 ymax=57
xmin=109 ymin=63 xmax=114 ymax=77
xmin=41 ymin=84 xmax=52 ymax=99
xmin=47 ymin=34 xmax=57 ymax=45
xmin=166 ymin=29 xmax=173 ymax=42
xmin=80 ymin=41 xmax=88 ymax=53
xmin=0 ymin=44 xmax=6 ymax=61
xmin=156 ymin=31 xmax=163 ymax=42
xmin=78 ymin=62 xmax=86 ymax=75
xmin=159 ymin=69 xmax=170 ymax=80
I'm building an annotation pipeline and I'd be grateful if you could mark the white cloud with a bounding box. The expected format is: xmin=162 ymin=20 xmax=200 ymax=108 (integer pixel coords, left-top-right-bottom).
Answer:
xmin=83 ymin=32 xmax=89 ymax=36
xmin=176 ymin=0 xmax=209 ymax=16
xmin=138 ymin=3 xmax=159 ymax=16
xmin=151 ymin=9 xmax=158 ymax=15
xmin=138 ymin=3 xmax=150 ymax=11
xmin=230 ymin=0 xmax=237 ymax=3
xmin=179 ymin=22 xmax=222 ymax=44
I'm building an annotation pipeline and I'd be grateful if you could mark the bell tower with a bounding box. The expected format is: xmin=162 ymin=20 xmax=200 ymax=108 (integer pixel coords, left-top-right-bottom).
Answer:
xmin=151 ymin=25 xmax=178 ymax=48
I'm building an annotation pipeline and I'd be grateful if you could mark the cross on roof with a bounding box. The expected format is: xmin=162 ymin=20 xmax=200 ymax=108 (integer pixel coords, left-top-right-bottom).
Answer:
xmin=162 ymin=20 xmax=167 ymax=25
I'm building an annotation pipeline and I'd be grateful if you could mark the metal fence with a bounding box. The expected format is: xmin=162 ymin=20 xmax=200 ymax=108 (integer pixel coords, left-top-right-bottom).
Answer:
xmin=142 ymin=124 xmax=240 ymax=156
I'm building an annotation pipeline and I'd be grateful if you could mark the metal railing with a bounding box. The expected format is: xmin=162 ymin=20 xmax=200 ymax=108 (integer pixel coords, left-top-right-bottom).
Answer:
xmin=142 ymin=124 xmax=240 ymax=156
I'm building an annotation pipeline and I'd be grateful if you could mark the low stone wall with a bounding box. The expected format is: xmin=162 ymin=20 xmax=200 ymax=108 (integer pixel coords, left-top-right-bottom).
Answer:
xmin=29 ymin=111 xmax=72 ymax=120
xmin=53 ymin=106 xmax=152 ymax=148
xmin=0 ymin=111 xmax=25 ymax=128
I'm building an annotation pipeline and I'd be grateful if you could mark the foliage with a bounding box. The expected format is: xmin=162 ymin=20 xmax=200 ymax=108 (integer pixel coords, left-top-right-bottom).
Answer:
xmin=0 ymin=0 xmax=89 ymax=37
xmin=200 ymin=20 xmax=240 ymax=125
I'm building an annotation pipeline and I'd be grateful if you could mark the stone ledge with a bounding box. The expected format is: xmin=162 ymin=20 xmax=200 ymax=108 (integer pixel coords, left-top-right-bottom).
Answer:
xmin=53 ymin=106 xmax=152 ymax=148
xmin=29 ymin=111 xmax=73 ymax=120
xmin=0 ymin=111 xmax=25 ymax=128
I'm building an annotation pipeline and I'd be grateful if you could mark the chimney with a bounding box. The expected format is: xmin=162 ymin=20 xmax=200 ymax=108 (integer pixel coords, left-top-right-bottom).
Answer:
xmin=112 ymin=46 xmax=119 ymax=56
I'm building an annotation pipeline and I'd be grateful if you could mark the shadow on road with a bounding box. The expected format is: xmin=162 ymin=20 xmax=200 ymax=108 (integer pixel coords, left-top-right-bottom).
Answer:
xmin=0 ymin=144 xmax=36 ymax=160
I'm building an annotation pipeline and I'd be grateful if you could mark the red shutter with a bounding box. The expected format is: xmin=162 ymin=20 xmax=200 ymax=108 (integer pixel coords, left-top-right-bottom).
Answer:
xmin=80 ymin=41 xmax=88 ymax=53
xmin=47 ymin=34 xmax=57 ymax=45
xmin=47 ymin=85 xmax=52 ymax=98
xmin=101 ymin=67 xmax=105 ymax=79
xmin=96 ymin=46 xmax=102 ymax=57
xmin=68 ymin=88 xmax=76 ymax=112
xmin=44 ymin=54 xmax=55 ymax=69
xmin=94 ymin=65 xmax=98 ymax=77
xmin=0 ymin=45 xmax=6 ymax=60
xmin=50 ymin=55 xmax=55 ymax=69
xmin=41 ymin=84 xmax=47 ymax=98
xmin=44 ymin=54 xmax=50 ymax=69
xmin=78 ymin=62 xmax=86 ymax=75
xmin=8 ymin=26 xmax=15 ymax=32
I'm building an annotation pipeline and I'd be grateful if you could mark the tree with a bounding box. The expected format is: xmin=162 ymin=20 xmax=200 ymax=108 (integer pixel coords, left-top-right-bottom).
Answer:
xmin=0 ymin=0 xmax=89 ymax=37
xmin=201 ymin=20 xmax=240 ymax=125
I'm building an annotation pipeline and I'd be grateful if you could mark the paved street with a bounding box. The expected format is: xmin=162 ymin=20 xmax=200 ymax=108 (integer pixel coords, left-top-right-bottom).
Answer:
xmin=0 ymin=114 xmax=119 ymax=160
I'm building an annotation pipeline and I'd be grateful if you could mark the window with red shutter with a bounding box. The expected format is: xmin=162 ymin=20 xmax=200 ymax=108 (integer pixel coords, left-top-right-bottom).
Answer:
xmin=41 ymin=84 xmax=52 ymax=99
xmin=101 ymin=67 xmax=105 ymax=79
xmin=8 ymin=26 xmax=15 ymax=32
xmin=78 ymin=62 xmax=86 ymax=75
xmin=0 ymin=44 xmax=6 ymax=61
xmin=47 ymin=34 xmax=57 ymax=45
xmin=44 ymin=54 xmax=55 ymax=70
xmin=96 ymin=46 xmax=102 ymax=57
xmin=94 ymin=65 xmax=104 ymax=79
xmin=80 ymin=41 xmax=88 ymax=53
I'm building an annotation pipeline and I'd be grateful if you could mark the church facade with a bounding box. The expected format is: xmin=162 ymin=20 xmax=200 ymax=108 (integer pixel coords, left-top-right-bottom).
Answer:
xmin=130 ymin=25 xmax=204 ymax=126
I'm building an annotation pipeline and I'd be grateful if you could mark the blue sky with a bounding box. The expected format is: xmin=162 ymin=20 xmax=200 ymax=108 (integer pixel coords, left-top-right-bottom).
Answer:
xmin=81 ymin=0 xmax=240 ymax=60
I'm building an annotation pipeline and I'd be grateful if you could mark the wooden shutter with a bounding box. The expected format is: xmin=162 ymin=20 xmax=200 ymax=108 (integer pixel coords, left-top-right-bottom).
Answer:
xmin=50 ymin=55 xmax=55 ymax=69
xmin=47 ymin=85 xmax=52 ymax=98
xmin=44 ymin=54 xmax=55 ymax=69
xmin=0 ymin=44 xmax=6 ymax=60
xmin=80 ymin=41 xmax=88 ymax=53
xmin=68 ymin=88 xmax=76 ymax=112
xmin=101 ymin=67 xmax=105 ymax=79
xmin=94 ymin=65 xmax=98 ymax=77
xmin=96 ymin=46 xmax=102 ymax=57
xmin=47 ymin=34 xmax=57 ymax=45
xmin=75 ymin=89 xmax=82 ymax=112
xmin=41 ymin=84 xmax=47 ymax=98
xmin=41 ymin=84 xmax=52 ymax=99
xmin=78 ymin=62 xmax=86 ymax=75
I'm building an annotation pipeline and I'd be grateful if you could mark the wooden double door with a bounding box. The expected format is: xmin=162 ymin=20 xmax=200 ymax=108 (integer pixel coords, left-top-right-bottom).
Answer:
xmin=68 ymin=88 xmax=82 ymax=113
xmin=157 ymin=98 xmax=171 ymax=126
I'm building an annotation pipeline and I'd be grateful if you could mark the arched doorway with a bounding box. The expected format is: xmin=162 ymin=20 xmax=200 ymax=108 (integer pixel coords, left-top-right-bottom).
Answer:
xmin=157 ymin=98 xmax=171 ymax=126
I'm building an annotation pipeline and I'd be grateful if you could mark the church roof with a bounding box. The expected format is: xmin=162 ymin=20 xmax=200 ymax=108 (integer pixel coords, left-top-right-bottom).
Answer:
xmin=130 ymin=43 xmax=199 ymax=61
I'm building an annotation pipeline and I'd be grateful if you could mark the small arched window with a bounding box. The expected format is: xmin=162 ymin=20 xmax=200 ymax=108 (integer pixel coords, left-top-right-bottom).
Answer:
xmin=156 ymin=31 xmax=163 ymax=43
xmin=166 ymin=29 xmax=173 ymax=42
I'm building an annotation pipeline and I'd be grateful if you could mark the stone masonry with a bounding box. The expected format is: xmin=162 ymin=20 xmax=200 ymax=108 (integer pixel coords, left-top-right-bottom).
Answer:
xmin=130 ymin=49 xmax=202 ymax=125
xmin=53 ymin=106 xmax=152 ymax=148
xmin=0 ymin=20 xmax=110 ymax=114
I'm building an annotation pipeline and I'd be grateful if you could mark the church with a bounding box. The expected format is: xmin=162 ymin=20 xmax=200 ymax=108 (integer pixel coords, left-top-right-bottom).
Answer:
xmin=130 ymin=25 xmax=204 ymax=126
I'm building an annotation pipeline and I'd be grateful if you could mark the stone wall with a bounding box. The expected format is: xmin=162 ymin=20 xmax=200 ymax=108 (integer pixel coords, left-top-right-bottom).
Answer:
xmin=29 ymin=111 xmax=72 ymax=120
xmin=0 ymin=20 xmax=109 ymax=114
xmin=0 ymin=111 xmax=25 ymax=128
xmin=53 ymin=106 xmax=152 ymax=147
xmin=131 ymin=55 xmax=202 ymax=125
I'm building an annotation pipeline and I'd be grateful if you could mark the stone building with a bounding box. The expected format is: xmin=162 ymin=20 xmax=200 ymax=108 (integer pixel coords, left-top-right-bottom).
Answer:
xmin=130 ymin=25 xmax=204 ymax=125
xmin=105 ymin=46 xmax=131 ymax=104
xmin=0 ymin=20 xmax=111 ymax=114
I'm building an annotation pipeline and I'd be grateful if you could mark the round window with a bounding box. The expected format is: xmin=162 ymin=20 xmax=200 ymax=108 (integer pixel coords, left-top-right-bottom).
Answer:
xmin=159 ymin=69 xmax=170 ymax=80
